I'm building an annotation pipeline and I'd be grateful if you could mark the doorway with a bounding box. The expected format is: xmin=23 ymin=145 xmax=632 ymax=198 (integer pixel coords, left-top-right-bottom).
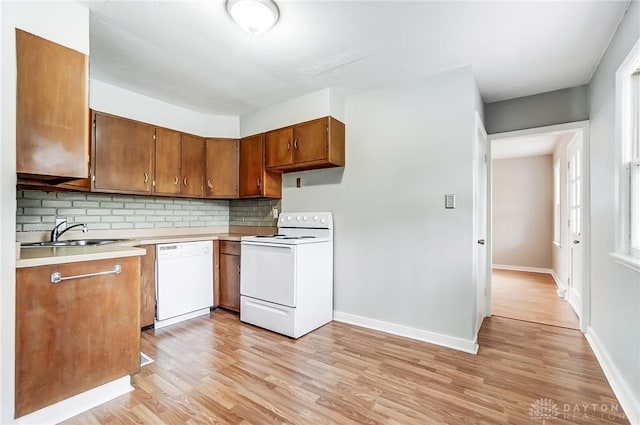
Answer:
xmin=486 ymin=121 xmax=590 ymax=332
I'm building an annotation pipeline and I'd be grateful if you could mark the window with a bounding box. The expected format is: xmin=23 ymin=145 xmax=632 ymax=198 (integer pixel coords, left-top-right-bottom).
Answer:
xmin=615 ymin=39 xmax=640 ymax=266
xmin=630 ymin=70 xmax=640 ymax=258
xmin=553 ymin=159 xmax=561 ymax=246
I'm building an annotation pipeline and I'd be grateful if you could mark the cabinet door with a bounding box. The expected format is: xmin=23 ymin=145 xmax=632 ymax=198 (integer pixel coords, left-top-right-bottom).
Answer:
xmin=265 ymin=127 xmax=293 ymax=168
xmin=220 ymin=253 xmax=240 ymax=312
xmin=293 ymin=118 xmax=328 ymax=164
xmin=93 ymin=113 xmax=154 ymax=194
xmin=239 ymin=134 xmax=264 ymax=197
xmin=16 ymin=29 xmax=89 ymax=180
xmin=239 ymin=134 xmax=282 ymax=199
xmin=154 ymin=128 xmax=181 ymax=196
xmin=16 ymin=257 xmax=140 ymax=417
xmin=139 ymin=245 xmax=156 ymax=328
xmin=181 ymin=134 xmax=205 ymax=197
xmin=205 ymin=138 xmax=238 ymax=198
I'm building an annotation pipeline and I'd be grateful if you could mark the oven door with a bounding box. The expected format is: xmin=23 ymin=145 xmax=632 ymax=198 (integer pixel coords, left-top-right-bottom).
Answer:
xmin=240 ymin=242 xmax=296 ymax=307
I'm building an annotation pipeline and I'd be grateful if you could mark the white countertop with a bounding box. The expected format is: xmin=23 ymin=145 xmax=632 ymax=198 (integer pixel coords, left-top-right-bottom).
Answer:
xmin=15 ymin=230 xmax=272 ymax=268
xmin=17 ymin=244 xmax=146 ymax=268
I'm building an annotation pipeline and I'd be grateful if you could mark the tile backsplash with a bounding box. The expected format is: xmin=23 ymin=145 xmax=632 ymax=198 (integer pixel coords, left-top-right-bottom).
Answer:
xmin=229 ymin=199 xmax=281 ymax=227
xmin=16 ymin=190 xmax=229 ymax=232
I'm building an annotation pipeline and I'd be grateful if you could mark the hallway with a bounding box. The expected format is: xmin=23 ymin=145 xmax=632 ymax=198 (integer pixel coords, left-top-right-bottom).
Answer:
xmin=492 ymin=269 xmax=579 ymax=329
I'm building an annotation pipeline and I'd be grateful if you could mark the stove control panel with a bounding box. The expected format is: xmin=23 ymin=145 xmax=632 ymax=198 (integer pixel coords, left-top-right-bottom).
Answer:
xmin=279 ymin=212 xmax=333 ymax=229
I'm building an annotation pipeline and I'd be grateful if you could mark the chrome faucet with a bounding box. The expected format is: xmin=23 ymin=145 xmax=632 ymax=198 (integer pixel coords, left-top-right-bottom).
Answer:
xmin=51 ymin=222 xmax=88 ymax=242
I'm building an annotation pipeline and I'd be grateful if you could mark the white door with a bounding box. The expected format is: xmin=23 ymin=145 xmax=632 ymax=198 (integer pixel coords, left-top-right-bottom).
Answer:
xmin=474 ymin=114 xmax=488 ymax=335
xmin=567 ymin=137 xmax=583 ymax=317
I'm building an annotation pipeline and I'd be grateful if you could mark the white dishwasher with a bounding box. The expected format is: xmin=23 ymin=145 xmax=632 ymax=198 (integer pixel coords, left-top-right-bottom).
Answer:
xmin=155 ymin=241 xmax=213 ymax=329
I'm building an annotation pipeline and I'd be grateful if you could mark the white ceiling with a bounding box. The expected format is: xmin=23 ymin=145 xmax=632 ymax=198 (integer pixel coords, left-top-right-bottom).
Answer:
xmin=82 ymin=0 xmax=630 ymax=116
xmin=492 ymin=130 xmax=578 ymax=160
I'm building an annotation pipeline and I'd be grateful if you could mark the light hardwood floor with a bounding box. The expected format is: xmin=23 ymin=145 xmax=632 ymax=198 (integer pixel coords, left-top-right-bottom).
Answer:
xmin=492 ymin=269 xmax=580 ymax=330
xmin=63 ymin=310 xmax=627 ymax=424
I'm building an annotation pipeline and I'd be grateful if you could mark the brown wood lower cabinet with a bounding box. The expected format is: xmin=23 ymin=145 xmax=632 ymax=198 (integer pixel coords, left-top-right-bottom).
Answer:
xmin=219 ymin=241 xmax=240 ymax=312
xmin=139 ymin=245 xmax=156 ymax=328
xmin=15 ymin=256 xmax=141 ymax=418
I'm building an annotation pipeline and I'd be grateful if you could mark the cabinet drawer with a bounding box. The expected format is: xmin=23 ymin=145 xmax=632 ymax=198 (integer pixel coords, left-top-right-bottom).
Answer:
xmin=220 ymin=240 xmax=241 ymax=256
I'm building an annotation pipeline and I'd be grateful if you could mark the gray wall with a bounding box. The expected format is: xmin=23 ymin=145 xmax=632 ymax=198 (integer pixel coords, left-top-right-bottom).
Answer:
xmin=587 ymin=0 xmax=640 ymax=411
xmin=492 ymin=155 xmax=553 ymax=269
xmin=484 ymin=85 xmax=589 ymax=134
xmin=278 ymin=66 xmax=482 ymax=343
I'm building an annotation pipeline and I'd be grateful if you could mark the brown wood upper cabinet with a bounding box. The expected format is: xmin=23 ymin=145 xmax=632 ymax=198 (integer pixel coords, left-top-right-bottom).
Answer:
xmin=92 ymin=112 xmax=155 ymax=194
xmin=239 ymin=134 xmax=282 ymax=198
xmin=205 ymin=138 xmax=239 ymax=198
xmin=180 ymin=134 xmax=205 ymax=197
xmin=154 ymin=128 xmax=182 ymax=196
xmin=147 ymin=128 xmax=206 ymax=198
xmin=16 ymin=29 xmax=89 ymax=181
xmin=264 ymin=116 xmax=345 ymax=172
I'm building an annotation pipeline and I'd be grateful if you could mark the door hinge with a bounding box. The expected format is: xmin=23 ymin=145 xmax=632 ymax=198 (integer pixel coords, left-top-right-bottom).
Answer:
xmin=91 ymin=174 xmax=96 ymax=182
xmin=326 ymin=125 xmax=329 ymax=133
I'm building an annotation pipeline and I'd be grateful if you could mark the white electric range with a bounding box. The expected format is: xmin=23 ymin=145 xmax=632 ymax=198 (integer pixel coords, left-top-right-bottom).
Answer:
xmin=240 ymin=212 xmax=334 ymax=338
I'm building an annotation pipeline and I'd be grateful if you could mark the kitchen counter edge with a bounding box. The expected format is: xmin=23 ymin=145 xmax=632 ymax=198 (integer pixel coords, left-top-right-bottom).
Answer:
xmin=16 ymin=233 xmax=249 ymax=269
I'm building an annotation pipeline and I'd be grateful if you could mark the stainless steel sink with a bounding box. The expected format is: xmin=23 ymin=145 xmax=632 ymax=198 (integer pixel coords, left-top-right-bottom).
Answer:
xmin=21 ymin=239 xmax=128 ymax=248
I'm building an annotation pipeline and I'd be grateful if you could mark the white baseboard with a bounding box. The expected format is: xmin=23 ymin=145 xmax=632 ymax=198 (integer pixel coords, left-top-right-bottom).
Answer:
xmin=333 ymin=311 xmax=478 ymax=355
xmin=550 ymin=270 xmax=567 ymax=297
xmin=492 ymin=264 xmax=552 ymax=274
xmin=15 ymin=376 xmax=133 ymax=424
xmin=585 ymin=328 xmax=640 ymax=425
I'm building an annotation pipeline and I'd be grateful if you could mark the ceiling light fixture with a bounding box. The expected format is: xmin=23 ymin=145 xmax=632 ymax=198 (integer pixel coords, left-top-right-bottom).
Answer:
xmin=226 ymin=0 xmax=280 ymax=35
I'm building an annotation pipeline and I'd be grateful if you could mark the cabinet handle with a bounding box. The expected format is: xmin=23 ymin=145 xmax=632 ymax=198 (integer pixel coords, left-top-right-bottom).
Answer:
xmin=51 ymin=264 xmax=121 ymax=284
xmin=256 ymin=177 xmax=261 ymax=188
xmin=144 ymin=172 xmax=149 ymax=183
xmin=174 ymin=176 xmax=179 ymax=185
xmin=207 ymin=179 xmax=213 ymax=189
xmin=294 ymin=139 xmax=298 ymax=150
xmin=183 ymin=177 xmax=188 ymax=186
xmin=287 ymin=141 xmax=291 ymax=150
xmin=237 ymin=265 xmax=240 ymax=275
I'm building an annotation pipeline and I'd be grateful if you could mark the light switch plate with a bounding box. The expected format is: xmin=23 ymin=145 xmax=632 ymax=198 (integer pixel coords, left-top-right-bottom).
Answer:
xmin=445 ymin=194 xmax=456 ymax=209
